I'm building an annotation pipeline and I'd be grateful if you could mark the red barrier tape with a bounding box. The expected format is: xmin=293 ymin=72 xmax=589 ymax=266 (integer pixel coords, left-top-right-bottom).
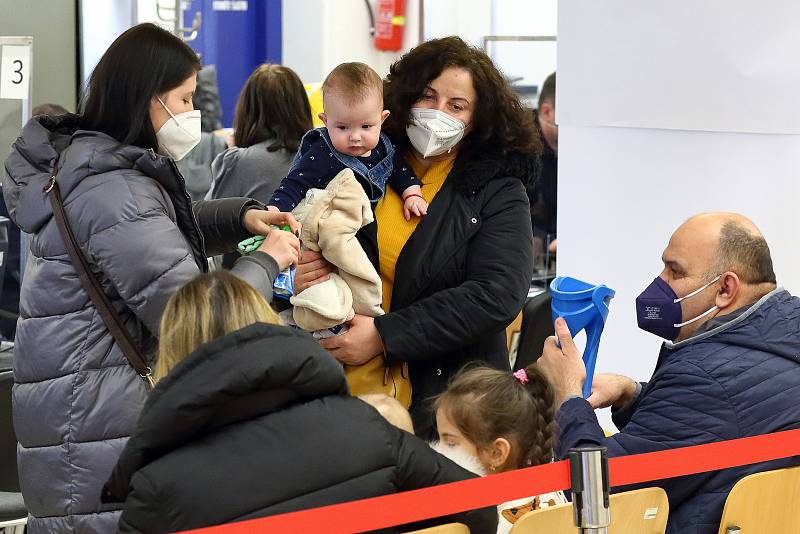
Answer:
xmin=189 ymin=428 xmax=800 ymax=533
xmin=609 ymin=427 xmax=800 ymax=487
xmin=190 ymin=461 xmax=570 ymax=534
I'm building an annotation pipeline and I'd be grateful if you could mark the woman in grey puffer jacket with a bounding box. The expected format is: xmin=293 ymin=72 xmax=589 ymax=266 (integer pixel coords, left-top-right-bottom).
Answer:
xmin=2 ymin=23 xmax=300 ymax=534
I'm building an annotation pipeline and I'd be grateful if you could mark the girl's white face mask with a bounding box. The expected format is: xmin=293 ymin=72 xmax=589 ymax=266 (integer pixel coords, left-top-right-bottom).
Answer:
xmin=155 ymin=96 xmax=201 ymax=161
xmin=406 ymin=108 xmax=466 ymax=158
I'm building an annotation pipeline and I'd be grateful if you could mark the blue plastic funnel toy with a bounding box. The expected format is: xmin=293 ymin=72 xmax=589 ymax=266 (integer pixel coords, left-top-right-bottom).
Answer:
xmin=550 ymin=277 xmax=615 ymax=399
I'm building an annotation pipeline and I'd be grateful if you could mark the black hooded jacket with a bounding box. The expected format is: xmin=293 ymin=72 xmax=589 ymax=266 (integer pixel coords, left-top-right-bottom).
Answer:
xmin=361 ymin=149 xmax=536 ymax=438
xmin=103 ymin=324 xmax=496 ymax=533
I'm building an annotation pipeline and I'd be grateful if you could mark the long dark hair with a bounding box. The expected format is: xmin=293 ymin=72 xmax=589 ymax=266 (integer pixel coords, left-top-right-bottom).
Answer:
xmin=233 ymin=64 xmax=312 ymax=152
xmin=384 ymin=36 xmax=541 ymax=159
xmin=80 ymin=23 xmax=201 ymax=150
xmin=435 ymin=364 xmax=555 ymax=470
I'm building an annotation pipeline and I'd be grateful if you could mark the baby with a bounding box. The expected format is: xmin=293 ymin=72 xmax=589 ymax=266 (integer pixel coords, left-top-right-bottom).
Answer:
xmin=268 ymin=62 xmax=427 ymax=221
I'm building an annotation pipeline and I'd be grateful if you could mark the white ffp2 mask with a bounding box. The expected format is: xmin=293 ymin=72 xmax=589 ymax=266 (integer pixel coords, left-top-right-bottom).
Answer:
xmin=406 ymin=108 xmax=465 ymax=158
xmin=155 ymin=96 xmax=201 ymax=161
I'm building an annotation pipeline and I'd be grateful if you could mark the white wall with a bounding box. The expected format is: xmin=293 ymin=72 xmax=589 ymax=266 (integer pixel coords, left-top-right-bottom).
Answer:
xmin=557 ymin=1 xmax=800 ymax=134
xmin=79 ymin=0 xmax=136 ymax=84
xmin=490 ymin=0 xmax=557 ymax=94
xmin=557 ymin=0 xmax=800 ymax=430
xmin=135 ymin=0 xmax=178 ymax=31
xmin=423 ymin=0 xmax=558 ymax=98
xmin=423 ymin=0 xmax=491 ymax=46
xmin=282 ymin=0 xmax=557 ymax=95
xmin=283 ymin=0 xmax=421 ymax=83
xmin=80 ymin=0 xmax=181 ymax=87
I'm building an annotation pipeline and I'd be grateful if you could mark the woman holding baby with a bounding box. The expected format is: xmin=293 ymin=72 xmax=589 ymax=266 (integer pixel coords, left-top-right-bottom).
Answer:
xmin=296 ymin=36 xmax=540 ymax=439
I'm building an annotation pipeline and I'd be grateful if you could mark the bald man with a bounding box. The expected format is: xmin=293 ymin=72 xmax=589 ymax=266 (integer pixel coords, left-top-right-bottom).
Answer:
xmin=538 ymin=213 xmax=800 ymax=534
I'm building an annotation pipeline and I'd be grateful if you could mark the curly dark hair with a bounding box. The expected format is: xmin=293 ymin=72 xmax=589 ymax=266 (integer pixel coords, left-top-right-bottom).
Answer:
xmin=383 ymin=36 xmax=541 ymax=160
xmin=434 ymin=364 xmax=556 ymax=470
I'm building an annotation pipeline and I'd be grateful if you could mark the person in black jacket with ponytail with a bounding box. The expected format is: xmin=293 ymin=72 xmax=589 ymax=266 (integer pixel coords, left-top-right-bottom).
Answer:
xmin=103 ymin=271 xmax=496 ymax=533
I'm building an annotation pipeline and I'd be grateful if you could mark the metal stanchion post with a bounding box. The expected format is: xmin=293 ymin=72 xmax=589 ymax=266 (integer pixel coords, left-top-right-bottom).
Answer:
xmin=569 ymin=446 xmax=611 ymax=534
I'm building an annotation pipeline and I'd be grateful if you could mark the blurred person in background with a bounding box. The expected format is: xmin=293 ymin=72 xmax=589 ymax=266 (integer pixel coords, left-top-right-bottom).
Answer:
xmin=208 ymin=63 xmax=312 ymax=268
xmin=529 ymin=72 xmax=557 ymax=257
xmin=208 ymin=63 xmax=312 ymax=205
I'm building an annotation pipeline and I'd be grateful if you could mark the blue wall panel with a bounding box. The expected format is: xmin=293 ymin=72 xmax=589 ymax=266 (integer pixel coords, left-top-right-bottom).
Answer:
xmin=184 ymin=0 xmax=282 ymax=127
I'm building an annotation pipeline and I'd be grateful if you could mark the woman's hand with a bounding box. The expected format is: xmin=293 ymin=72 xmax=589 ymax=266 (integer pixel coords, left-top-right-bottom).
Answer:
xmin=294 ymin=250 xmax=335 ymax=294
xmin=319 ymin=315 xmax=384 ymax=365
xmin=243 ymin=208 xmax=301 ymax=236
xmin=256 ymin=229 xmax=300 ymax=270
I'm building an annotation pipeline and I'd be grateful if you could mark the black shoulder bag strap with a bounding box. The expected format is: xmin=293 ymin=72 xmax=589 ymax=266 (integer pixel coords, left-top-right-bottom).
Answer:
xmin=44 ymin=175 xmax=154 ymax=388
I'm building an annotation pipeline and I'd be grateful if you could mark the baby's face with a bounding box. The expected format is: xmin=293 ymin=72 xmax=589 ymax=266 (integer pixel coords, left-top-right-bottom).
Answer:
xmin=321 ymin=90 xmax=388 ymax=157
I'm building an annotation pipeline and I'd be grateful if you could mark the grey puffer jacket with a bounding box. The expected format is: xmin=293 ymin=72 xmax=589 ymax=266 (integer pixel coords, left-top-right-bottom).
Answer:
xmin=2 ymin=114 xmax=279 ymax=534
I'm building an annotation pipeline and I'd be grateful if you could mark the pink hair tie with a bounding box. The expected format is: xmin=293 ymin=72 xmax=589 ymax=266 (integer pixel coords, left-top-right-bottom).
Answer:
xmin=513 ymin=369 xmax=528 ymax=384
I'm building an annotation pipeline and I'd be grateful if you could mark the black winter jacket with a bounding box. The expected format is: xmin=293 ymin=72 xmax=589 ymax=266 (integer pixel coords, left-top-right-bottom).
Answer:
xmin=103 ymin=324 xmax=497 ymax=533
xmin=362 ymin=150 xmax=535 ymax=439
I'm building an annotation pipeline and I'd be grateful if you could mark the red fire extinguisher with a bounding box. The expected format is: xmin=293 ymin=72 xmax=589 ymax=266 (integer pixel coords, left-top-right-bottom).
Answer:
xmin=374 ymin=0 xmax=406 ymax=51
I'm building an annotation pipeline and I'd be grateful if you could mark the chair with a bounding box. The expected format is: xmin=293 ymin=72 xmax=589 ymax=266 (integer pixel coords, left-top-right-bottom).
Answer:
xmin=0 ymin=492 xmax=26 ymax=534
xmin=513 ymin=291 xmax=554 ymax=370
xmin=0 ymin=371 xmax=25 ymax=533
xmin=717 ymin=465 xmax=800 ymax=534
xmin=507 ymin=311 xmax=523 ymax=350
xmin=0 ymin=217 xmax=18 ymax=340
xmin=407 ymin=523 xmax=470 ymax=534
xmin=510 ymin=487 xmax=669 ymax=534
xmin=0 ymin=371 xmax=19 ymax=492
xmin=0 ymin=343 xmax=12 ymax=376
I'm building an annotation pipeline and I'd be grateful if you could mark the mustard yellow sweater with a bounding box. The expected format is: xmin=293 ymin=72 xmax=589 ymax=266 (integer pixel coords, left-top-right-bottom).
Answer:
xmin=376 ymin=156 xmax=455 ymax=311
xmin=345 ymin=155 xmax=454 ymax=407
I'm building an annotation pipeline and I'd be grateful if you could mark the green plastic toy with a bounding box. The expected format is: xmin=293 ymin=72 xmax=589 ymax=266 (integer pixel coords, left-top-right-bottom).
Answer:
xmin=237 ymin=225 xmax=293 ymax=255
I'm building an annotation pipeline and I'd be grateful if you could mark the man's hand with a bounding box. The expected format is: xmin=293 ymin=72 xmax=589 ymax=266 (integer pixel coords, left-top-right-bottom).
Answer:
xmin=537 ymin=317 xmax=586 ymax=407
xmin=587 ymin=373 xmax=638 ymax=410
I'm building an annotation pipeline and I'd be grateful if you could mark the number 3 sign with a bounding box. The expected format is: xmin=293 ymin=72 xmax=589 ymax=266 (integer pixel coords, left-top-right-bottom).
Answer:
xmin=1 ymin=44 xmax=31 ymax=100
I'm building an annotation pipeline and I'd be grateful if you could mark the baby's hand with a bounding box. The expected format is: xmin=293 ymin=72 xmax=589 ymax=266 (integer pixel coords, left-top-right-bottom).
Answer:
xmin=403 ymin=194 xmax=428 ymax=221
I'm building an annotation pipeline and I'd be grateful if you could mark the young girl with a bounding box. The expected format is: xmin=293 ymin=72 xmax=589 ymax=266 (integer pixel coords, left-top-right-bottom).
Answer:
xmin=435 ymin=365 xmax=567 ymax=533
